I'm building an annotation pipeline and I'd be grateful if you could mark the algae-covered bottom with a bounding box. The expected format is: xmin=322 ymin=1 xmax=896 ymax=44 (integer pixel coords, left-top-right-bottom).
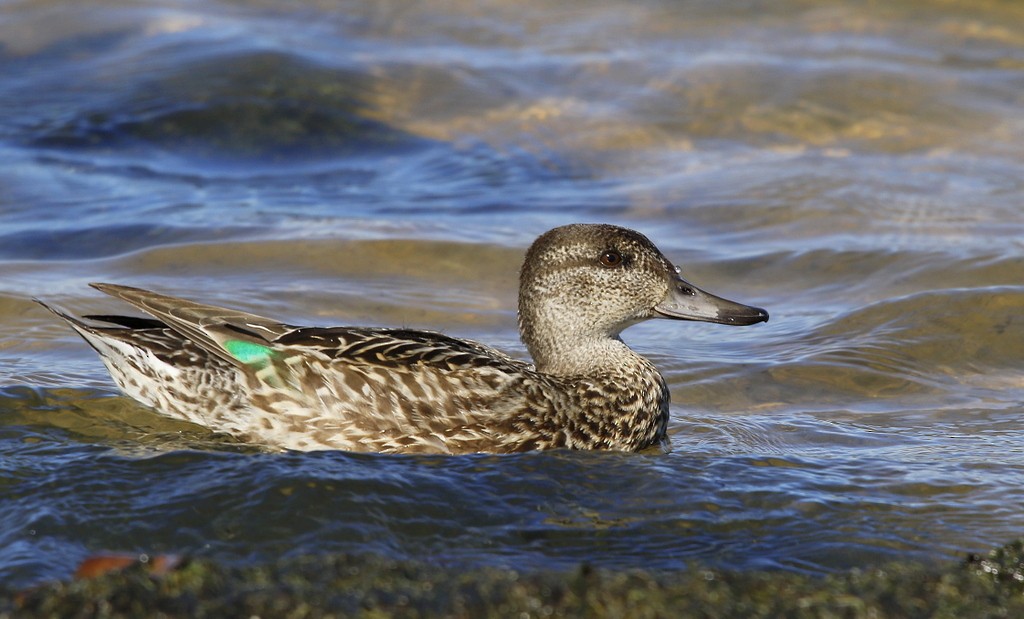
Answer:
xmin=4 ymin=540 xmax=1024 ymax=618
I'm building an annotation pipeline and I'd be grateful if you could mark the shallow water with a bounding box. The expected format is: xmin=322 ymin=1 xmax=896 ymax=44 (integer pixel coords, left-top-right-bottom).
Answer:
xmin=2 ymin=0 xmax=1023 ymax=588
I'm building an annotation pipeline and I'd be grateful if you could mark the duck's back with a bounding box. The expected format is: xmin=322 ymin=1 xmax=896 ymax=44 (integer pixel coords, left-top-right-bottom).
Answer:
xmin=244 ymin=326 xmax=540 ymax=453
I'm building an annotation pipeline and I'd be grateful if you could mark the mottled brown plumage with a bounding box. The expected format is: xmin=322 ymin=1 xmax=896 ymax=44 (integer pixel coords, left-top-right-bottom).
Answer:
xmin=39 ymin=224 xmax=768 ymax=454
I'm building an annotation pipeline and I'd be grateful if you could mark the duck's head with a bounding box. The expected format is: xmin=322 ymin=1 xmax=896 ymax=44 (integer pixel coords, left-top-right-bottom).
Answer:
xmin=518 ymin=223 xmax=768 ymax=373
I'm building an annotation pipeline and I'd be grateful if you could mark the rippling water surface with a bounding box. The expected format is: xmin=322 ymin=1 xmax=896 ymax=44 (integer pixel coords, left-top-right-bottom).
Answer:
xmin=2 ymin=0 xmax=1023 ymax=588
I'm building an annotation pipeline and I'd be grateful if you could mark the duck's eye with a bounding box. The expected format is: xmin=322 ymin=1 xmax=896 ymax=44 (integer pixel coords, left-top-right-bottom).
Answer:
xmin=599 ymin=249 xmax=624 ymax=268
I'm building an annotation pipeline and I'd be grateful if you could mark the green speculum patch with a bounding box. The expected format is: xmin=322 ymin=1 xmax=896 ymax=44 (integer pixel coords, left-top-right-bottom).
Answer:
xmin=224 ymin=340 xmax=276 ymax=367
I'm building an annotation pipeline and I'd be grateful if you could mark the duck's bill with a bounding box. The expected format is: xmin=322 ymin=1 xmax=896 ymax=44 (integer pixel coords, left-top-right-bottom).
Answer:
xmin=654 ymin=276 xmax=769 ymax=326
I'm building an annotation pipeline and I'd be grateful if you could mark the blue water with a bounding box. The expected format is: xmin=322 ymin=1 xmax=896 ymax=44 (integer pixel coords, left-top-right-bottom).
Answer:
xmin=2 ymin=0 xmax=1024 ymax=589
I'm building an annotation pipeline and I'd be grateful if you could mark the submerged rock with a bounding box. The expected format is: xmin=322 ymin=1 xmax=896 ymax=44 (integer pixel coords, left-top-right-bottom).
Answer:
xmin=31 ymin=51 xmax=429 ymax=162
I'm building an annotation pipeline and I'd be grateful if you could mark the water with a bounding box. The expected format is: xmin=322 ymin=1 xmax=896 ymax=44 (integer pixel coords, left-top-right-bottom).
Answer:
xmin=2 ymin=0 xmax=1023 ymax=589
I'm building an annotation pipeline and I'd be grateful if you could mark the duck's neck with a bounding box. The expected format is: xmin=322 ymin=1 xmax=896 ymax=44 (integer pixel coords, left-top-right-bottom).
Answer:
xmin=517 ymin=295 xmax=670 ymax=450
xmin=528 ymin=332 xmax=638 ymax=377
xmin=519 ymin=291 xmax=634 ymax=376
xmin=521 ymin=327 xmax=671 ymax=451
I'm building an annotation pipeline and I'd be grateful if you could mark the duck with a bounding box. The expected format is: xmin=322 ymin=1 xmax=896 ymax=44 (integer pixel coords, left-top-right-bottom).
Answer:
xmin=38 ymin=223 xmax=768 ymax=454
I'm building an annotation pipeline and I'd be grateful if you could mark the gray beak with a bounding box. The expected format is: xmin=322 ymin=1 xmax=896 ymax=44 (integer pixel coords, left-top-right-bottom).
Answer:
xmin=654 ymin=274 xmax=769 ymax=326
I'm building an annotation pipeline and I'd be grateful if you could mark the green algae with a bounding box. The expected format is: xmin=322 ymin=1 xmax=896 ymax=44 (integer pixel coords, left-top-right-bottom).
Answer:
xmin=4 ymin=539 xmax=1023 ymax=618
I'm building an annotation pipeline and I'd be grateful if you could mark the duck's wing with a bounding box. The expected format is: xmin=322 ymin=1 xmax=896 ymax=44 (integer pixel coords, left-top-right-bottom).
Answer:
xmin=249 ymin=326 xmax=538 ymax=452
xmin=88 ymin=282 xmax=531 ymax=388
xmin=48 ymin=285 xmax=545 ymax=452
xmin=89 ymin=282 xmax=297 ymax=368
xmin=36 ymin=300 xmax=217 ymax=368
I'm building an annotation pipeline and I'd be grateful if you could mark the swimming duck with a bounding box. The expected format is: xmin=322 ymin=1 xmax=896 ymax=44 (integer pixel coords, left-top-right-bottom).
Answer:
xmin=39 ymin=224 xmax=768 ymax=454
